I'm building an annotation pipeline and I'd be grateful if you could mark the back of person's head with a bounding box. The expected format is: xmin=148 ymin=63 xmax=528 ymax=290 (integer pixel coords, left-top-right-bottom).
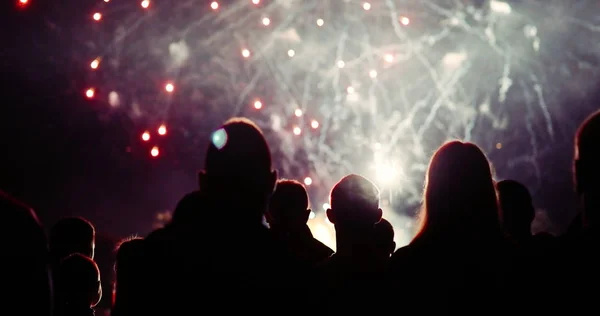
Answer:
xmin=170 ymin=190 xmax=205 ymax=229
xmin=115 ymin=237 xmax=144 ymax=280
xmin=497 ymin=180 xmax=534 ymax=240
xmin=113 ymin=237 xmax=144 ymax=312
xmin=57 ymin=253 xmax=102 ymax=308
xmin=417 ymin=141 xmax=500 ymax=241
xmin=267 ymin=179 xmax=310 ymax=230
xmin=50 ymin=217 xmax=96 ymax=260
xmin=373 ymin=218 xmax=396 ymax=257
xmin=199 ymin=117 xmax=276 ymax=222
xmin=575 ymin=110 xmax=600 ymax=195
xmin=327 ymin=174 xmax=382 ymax=228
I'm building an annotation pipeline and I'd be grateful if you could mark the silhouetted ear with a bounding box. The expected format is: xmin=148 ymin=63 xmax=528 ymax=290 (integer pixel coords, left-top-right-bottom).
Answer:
xmin=375 ymin=208 xmax=383 ymax=223
xmin=198 ymin=170 xmax=207 ymax=190
xmin=326 ymin=208 xmax=335 ymax=224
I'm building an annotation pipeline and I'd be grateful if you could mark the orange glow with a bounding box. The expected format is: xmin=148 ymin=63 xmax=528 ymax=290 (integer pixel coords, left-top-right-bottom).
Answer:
xmin=141 ymin=131 xmax=150 ymax=141
xmin=93 ymin=13 xmax=102 ymax=21
xmin=150 ymin=146 xmax=159 ymax=157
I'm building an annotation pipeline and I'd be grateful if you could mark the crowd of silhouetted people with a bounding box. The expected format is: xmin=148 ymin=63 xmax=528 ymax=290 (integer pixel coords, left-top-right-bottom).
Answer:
xmin=2 ymin=109 xmax=600 ymax=315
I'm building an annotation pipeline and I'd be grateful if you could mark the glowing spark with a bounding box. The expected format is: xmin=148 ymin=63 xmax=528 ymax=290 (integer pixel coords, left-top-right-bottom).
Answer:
xmin=210 ymin=1 xmax=218 ymax=10
xmin=316 ymin=19 xmax=324 ymax=26
xmin=287 ymin=49 xmax=295 ymax=57
xmin=363 ymin=2 xmax=371 ymax=11
xmin=142 ymin=131 xmax=150 ymax=141
xmin=294 ymin=109 xmax=303 ymax=117
xmin=85 ymin=88 xmax=95 ymax=98
xmin=165 ymin=83 xmax=174 ymax=92
xmin=304 ymin=177 xmax=313 ymax=186
xmin=150 ymin=146 xmax=159 ymax=157
xmin=158 ymin=125 xmax=167 ymax=135
xmin=310 ymin=120 xmax=319 ymax=129
xmin=254 ymin=100 xmax=262 ymax=109
xmin=93 ymin=13 xmax=102 ymax=21
xmin=293 ymin=126 xmax=301 ymax=135
xmin=90 ymin=58 xmax=100 ymax=70
xmin=241 ymin=49 xmax=250 ymax=58
xmin=262 ymin=17 xmax=270 ymax=26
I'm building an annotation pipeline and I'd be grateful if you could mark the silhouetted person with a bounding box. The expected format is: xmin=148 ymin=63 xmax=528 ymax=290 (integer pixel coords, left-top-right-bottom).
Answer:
xmin=498 ymin=179 xmax=556 ymax=295
xmin=50 ymin=217 xmax=96 ymax=262
xmin=142 ymin=118 xmax=298 ymax=315
xmin=574 ymin=110 xmax=600 ymax=230
xmin=558 ymin=110 xmax=600 ymax=302
xmin=50 ymin=217 xmax=96 ymax=315
xmin=373 ymin=218 xmax=396 ymax=260
xmin=267 ymin=179 xmax=333 ymax=265
xmin=0 ymin=191 xmax=52 ymax=316
xmin=55 ymin=253 xmax=102 ymax=316
xmin=112 ymin=237 xmax=144 ymax=316
xmin=389 ymin=141 xmax=512 ymax=307
xmin=497 ymin=180 xmax=535 ymax=244
xmin=317 ymin=174 xmax=384 ymax=310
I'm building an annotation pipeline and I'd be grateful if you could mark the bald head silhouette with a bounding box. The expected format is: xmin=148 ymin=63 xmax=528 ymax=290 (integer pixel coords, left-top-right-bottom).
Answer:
xmin=327 ymin=174 xmax=382 ymax=228
xmin=199 ymin=117 xmax=277 ymax=223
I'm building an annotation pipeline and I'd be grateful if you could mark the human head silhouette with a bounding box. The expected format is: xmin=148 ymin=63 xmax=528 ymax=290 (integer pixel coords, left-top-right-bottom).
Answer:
xmin=267 ymin=179 xmax=311 ymax=231
xmin=50 ymin=217 xmax=96 ymax=260
xmin=416 ymin=141 xmax=499 ymax=241
xmin=57 ymin=253 xmax=102 ymax=308
xmin=575 ymin=110 xmax=600 ymax=225
xmin=497 ymin=180 xmax=534 ymax=241
xmin=198 ymin=117 xmax=277 ymax=223
xmin=115 ymin=237 xmax=144 ymax=283
xmin=113 ymin=237 xmax=144 ymax=313
xmin=170 ymin=190 xmax=205 ymax=228
xmin=373 ymin=218 xmax=395 ymax=258
xmin=327 ymin=174 xmax=382 ymax=230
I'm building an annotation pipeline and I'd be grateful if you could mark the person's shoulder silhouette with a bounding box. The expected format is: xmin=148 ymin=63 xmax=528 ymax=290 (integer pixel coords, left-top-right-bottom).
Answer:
xmin=0 ymin=191 xmax=52 ymax=316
